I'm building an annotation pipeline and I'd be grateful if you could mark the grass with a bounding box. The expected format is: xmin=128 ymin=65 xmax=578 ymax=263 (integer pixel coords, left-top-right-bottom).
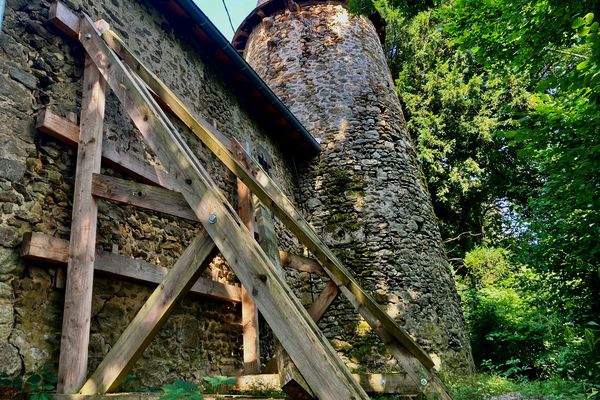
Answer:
xmin=448 ymin=374 xmax=599 ymax=400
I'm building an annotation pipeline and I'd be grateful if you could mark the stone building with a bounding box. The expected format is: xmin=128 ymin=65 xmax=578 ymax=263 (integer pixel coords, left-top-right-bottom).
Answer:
xmin=234 ymin=0 xmax=474 ymax=373
xmin=0 ymin=0 xmax=472 ymax=394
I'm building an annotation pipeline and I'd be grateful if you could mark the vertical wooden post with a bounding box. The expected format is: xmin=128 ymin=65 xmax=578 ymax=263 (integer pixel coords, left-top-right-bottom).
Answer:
xmin=232 ymin=140 xmax=261 ymax=374
xmin=57 ymin=54 xmax=106 ymax=394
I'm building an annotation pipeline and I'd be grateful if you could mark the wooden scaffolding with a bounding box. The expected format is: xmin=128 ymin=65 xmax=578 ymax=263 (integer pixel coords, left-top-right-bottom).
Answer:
xmin=22 ymin=2 xmax=454 ymax=399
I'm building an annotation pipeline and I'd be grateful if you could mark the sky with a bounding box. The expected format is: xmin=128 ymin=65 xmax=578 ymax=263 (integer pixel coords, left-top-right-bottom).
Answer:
xmin=194 ymin=0 xmax=258 ymax=41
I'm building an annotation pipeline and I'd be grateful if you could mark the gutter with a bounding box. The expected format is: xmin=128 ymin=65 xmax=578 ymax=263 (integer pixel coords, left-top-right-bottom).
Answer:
xmin=174 ymin=0 xmax=321 ymax=155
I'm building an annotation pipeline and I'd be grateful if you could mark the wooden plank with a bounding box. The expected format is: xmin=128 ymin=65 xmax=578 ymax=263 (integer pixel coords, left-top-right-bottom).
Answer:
xmin=96 ymin=19 xmax=434 ymax=370
xmin=80 ymin=231 xmax=218 ymax=394
xmin=49 ymin=1 xmax=79 ymax=40
xmin=307 ymin=281 xmax=339 ymax=321
xmin=341 ymin=286 xmax=452 ymax=400
xmin=233 ymin=140 xmax=260 ymax=375
xmin=36 ymin=108 xmax=80 ymax=146
xmin=57 ymin=55 xmax=106 ymax=394
xmin=234 ymin=373 xmax=418 ymax=395
xmin=36 ymin=109 xmax=178 ymax=191
xmin=279 ymin=251 xmax=326 ymax=276
xmin=255 ymin=204 xmax=313 ymax=399
xmin=20 ymin=232 xmax=241 ymax=303
xmin=263 ymin=280 xmax=339 ymax=375
xmin=77 ymin=15 xmax=368 ymax=399
xmin=92 ymin=173 xmax=197 ymax=222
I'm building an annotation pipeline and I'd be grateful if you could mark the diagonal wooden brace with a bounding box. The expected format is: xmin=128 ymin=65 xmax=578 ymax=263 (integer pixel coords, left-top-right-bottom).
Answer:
xmin=80 ymin=231 xmax=217 ymax=394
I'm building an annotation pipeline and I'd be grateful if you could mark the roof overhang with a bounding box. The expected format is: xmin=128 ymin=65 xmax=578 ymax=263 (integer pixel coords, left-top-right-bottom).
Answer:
xmin=152 ymin=0 xmax=321 ymax=158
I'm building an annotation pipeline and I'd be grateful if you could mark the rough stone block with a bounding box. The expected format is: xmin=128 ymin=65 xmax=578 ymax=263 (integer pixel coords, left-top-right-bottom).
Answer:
xmin=0 ymin=340 xmax=21 ymax=376
xmin=0 ymin=158 xmax=26 ymax=181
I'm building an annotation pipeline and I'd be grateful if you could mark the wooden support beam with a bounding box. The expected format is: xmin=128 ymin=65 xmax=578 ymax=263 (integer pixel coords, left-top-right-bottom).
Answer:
xmin=91 ymin=173 xmax=197 ymax=222
xmin=49 ymin=1 xmax=79 ymax=40
xmin=234 ymin=373 xmax=418 ymax=395
xmin=36 ymin=109 xmax=178 ymax=191
xmin=78 ymin=14 xmax=368 ymax=399
xmin=57 ymin=54 xmax=106 ymax=394
xmin=233 ymin=140 xmax=260 ymax=375
xmin=80 ymin=231 xmax=218 ymax=394
xmin=21 ymin=232 xmax=241 ymax=303
xmin=279 ymin=251 xmax=326 ymax=276
xmin=49 ymin=2 xmax=434 ymax=378
xmin=307 ymin=281 xmax=339 ymax=322
xmin=95 ymin=16 xmax=434 ymax=371
xmin=255 ymin=204 xmax=313 ymax=399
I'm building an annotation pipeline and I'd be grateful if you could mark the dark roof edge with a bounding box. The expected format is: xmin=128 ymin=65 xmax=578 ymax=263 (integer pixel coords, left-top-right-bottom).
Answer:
xmin=174 ymin=0 xmax=321 ymax=156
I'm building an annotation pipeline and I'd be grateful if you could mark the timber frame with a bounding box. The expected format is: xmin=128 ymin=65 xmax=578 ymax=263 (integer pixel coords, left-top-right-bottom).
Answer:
xmin=21 ymin=2 xmax=454 ymax=399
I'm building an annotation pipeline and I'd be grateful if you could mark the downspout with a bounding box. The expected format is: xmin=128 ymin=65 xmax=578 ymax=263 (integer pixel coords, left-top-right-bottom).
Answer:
xmin=0 ymin=0 xmax=6 ymax=33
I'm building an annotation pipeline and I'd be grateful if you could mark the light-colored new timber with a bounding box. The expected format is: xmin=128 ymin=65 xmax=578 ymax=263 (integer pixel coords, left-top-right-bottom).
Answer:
xmin=80 ymin=231 xmax=218 ymax=394
xmin=78 ymin=15 xmax=369 ymax=399
xmin=57 ymin=54 xmax=106 ymax=394
xmin=20 ymin=232 xmax=240 ymax=303
xmin=233 ymin=139 xmax=261 ymax=375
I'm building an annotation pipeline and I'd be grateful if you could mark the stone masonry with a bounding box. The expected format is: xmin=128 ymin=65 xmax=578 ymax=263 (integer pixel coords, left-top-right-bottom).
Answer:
xmin=0 ymin=0 xmax=303 ymax=388
xmin=239 ymin=1 xmax=475 ymax=373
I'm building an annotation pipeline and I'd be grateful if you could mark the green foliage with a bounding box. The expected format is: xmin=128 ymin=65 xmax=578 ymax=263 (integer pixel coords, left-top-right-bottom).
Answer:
xmin=0 ymin=364 xmax=57 ymax=400
xmin=201 ymin=375 xmax=236 ymax=394
xmin=449 ymin=374 xmax=598 ymax=400
xmin=353 ymin=0 xmax=600 ymax=391
xmin=442 ymin=0 xmax=600 ymax=80
xmin=160 ymin=380 xmax=203 ymax=400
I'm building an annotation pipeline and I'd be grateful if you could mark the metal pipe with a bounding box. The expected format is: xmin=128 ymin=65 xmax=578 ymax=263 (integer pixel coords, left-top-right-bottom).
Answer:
xmin=0 ymin=0 xmax=6 ymax=33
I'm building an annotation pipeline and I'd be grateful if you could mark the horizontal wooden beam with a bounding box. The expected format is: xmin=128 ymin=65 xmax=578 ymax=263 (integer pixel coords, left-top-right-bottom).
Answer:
xmin=52 ymin=372 xmax=417 ymax=399
xmin=49 ymin=1 xmax=79 ymax=40
xmin=92 ymin=173 xmax=198 ymax=222
xmin=36 ymin=109 xmax=179 ymax=191
xmin=21 ymin=232 xmax=241 ymax=303
xmin=234 ymin=373 xmax=418 ymax=395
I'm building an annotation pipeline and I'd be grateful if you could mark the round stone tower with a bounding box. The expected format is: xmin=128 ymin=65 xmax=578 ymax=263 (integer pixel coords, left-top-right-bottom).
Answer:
xmin=234 ymin=0 xmax=474 ymax=373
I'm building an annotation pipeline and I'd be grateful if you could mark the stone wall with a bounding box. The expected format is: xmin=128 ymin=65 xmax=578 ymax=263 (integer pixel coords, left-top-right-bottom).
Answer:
xmin=243 ymin=2 xmax=475 ymax=373
xmin=0 ymin=0 xmax=300 ymax=388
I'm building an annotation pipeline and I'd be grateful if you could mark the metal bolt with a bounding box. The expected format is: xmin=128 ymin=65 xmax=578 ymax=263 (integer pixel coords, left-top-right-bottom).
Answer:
xmin=208 ymin=214 xmax=217 ymax=224
xmin=84 ymin=33 xmax=92 ymax=40
xmin=420 ymin=378 xmax=428 ymax=387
